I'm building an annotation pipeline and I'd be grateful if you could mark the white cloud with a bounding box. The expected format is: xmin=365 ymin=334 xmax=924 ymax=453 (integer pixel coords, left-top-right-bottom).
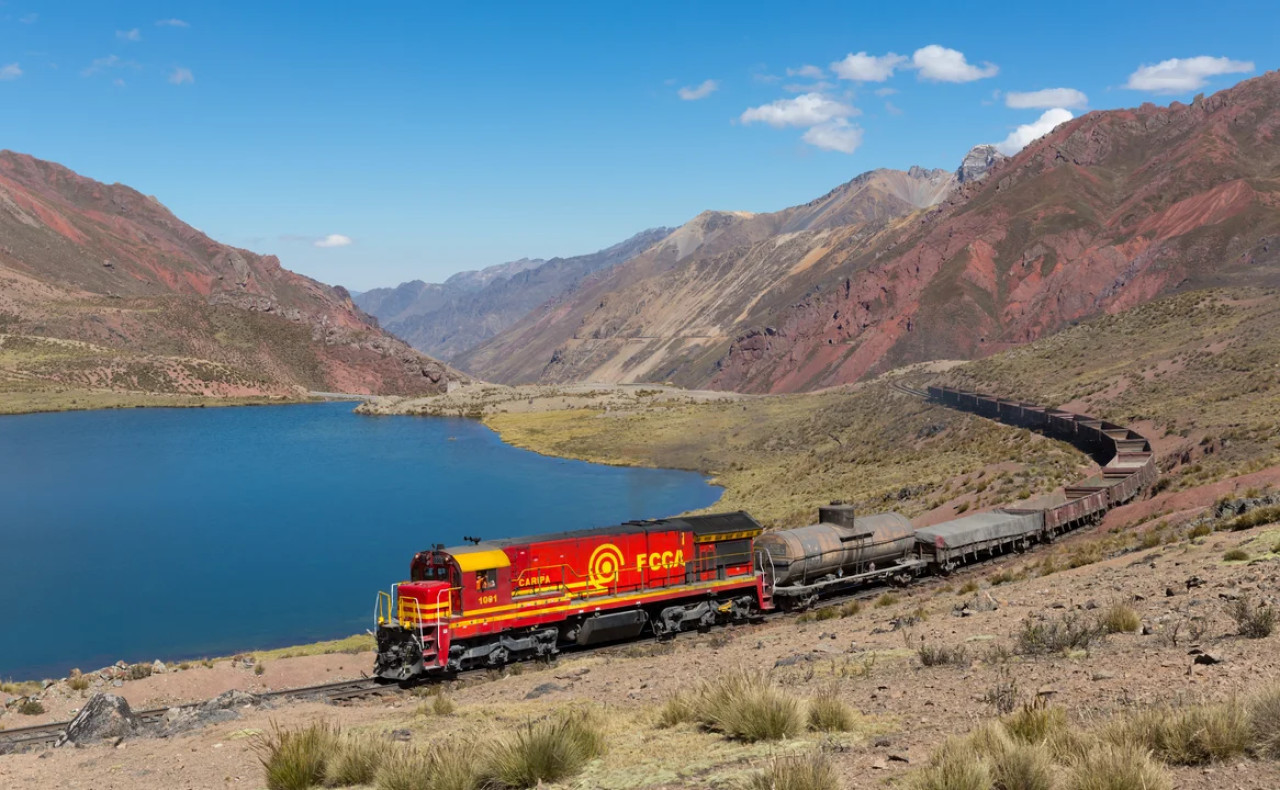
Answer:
xmin=677 ymin=79 xmax=718 ymax=101
xmin=740 ymin=92 xmax=857 ymax=128
xmin=996 ymin=108 xmax=1074 ymax=155
xmin=874 ymin=87 xmax=898 ymax=97
xmin=168 ymin=67 xmax=194 ymax=85
xmin=82 ymin=54 xmax=134 ymax=77
xmin=156 ymin=18 xmax=190 ymax=27
xmin=802 ymin=119 xmax=863 ymax=153
xmin=1006 ymin=87 xmax=1088 ymax=109
xmin=787 ymin=64 xmax=825 ymax=79
xmin=117 ymin=28 xmax=141 ymax=42
xmin=0 ymin=63 xmax=21 ymax=81
xmin=830 ymin=51 xmax=906 ymax=82
xmin=783 ymin=80 xmax=834 ymax=94
xmin=1125 ymin=56 xmax=1254 ymax=93
xmin=315 ymin=234 xmax=353 ymax=248
xmin=912 ymin=45 xmax=998 ymax=82
xmin=884 ymin=101 xmax=903 ymax=116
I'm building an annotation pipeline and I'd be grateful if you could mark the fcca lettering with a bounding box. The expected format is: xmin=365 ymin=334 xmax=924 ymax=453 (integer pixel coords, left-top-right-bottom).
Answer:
xmin=636 ymin=550 xmax=684 ymax=571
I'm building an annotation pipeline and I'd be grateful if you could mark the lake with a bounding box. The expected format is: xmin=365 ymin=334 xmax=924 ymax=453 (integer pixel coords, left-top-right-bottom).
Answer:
xmin=0 ymin=402 xmax=720 ymax=680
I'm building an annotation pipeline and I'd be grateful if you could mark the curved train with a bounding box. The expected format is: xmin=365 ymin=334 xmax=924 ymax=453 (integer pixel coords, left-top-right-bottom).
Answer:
xmin=373 ymin=386 xmax=1158 ymax=681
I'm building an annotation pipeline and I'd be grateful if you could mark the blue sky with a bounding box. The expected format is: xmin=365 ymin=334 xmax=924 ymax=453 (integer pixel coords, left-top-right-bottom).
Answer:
xmin=0 ymin=1 xmax=1275 ymax=290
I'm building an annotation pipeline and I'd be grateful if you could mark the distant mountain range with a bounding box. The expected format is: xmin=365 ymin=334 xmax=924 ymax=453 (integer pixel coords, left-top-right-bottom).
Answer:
xmin=0 ymin=151 xmax=465 ymax=398
xmin=445 ymin=71 xmax=1280 ymax=392
xmin=355 ymin=229 xmax=672 ymax=361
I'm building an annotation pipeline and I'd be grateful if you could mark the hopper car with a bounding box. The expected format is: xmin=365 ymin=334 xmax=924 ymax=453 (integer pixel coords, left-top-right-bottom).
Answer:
xmin=373 ymin=387 xmax=1158 ymax=682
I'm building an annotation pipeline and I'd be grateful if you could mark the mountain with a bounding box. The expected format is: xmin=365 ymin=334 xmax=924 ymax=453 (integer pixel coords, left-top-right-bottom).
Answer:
xmin=0 ymin=150 xmax=465 ymax=399
xmin=710 ymin=71 xmax=1280 ymax=392
xmin=356 ymin=229 xmax=671 ymax=361
xmin=454 ymin=164 xmax=961 ymax=384
xmin=462 ymin=72 xmax=1280 ymax=393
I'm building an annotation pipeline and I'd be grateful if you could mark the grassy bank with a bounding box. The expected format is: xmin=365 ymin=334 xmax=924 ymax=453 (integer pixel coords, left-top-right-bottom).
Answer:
xmin=0 ymin=384 xmax=300 ymax=415
xmin=485 ymin=381 xmax=1086 ymax=528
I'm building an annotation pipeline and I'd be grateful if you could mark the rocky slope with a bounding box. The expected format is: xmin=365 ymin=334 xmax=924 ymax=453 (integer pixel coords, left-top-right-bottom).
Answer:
xmin=455 ymin=166 xmax=962 ymax=384
xmin=357 ymin=229 xmax=670 ymax=360
xmin=464 ymin=72 xmax=1280 ymax=393
xmin=0 ymin=150 xmax=465 ymax=398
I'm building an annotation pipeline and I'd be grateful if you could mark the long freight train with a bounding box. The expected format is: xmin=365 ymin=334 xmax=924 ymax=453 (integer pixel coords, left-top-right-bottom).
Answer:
xmin=373 ymin=387 xmax=1157 ymax=681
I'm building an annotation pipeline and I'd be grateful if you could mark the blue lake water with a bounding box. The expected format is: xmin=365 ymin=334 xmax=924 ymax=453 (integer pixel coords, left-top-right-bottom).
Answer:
xmin=0 ymin=402 xmax=720 ymax=680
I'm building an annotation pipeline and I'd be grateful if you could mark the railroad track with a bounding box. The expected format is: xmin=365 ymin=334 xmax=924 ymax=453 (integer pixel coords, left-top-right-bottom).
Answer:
xmin=0 ymin=678 xmax=392 ymax=753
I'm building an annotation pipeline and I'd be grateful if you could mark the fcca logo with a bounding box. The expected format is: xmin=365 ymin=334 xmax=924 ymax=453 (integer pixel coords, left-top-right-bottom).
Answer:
xmin=588 ymin=543 xmax=624 ymax=588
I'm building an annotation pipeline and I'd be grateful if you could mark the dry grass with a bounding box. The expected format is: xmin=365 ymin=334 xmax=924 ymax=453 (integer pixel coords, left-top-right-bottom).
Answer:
xmin=322 ymin=733 xmax=392 ymax=787
xmin=1103 ymin=701 xmax=1251 ymax=765
xmin=1227 ymin=597 xmax=1276 ymax=639
xmin=254 ymin=722 xmax=338 ymax=790
xmin=747 ymin=753 xmax=840 ymax=790
xmin=481 ymin=711 xmax=605 ymax=789
xmin=806 ymin=693 xmax=858 ymax=732
xmin=662 ymin=669 xmax=803 ymax=742
xmin=1249 ymin=685 xmax=1280 ymax=759
xmin=1016 ymin=612 xmax=1104 ymax=655
xmin=1099 ymin=603 xmax=1142 ymax=634
xmin=917 ymin=643 xmax=969 ymax=667
xmin=1065 ymin=743 xmax=1171 ymax=790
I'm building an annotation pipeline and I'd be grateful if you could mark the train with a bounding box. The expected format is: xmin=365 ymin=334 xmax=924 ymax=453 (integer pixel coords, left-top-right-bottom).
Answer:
xmin=372 ymin=386 xmax=1157 ymax=682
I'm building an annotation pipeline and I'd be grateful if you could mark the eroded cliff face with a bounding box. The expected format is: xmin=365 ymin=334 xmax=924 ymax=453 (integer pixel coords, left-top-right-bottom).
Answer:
xmin=710 ymin=72 xmax=1280 ymax=392
xmin=456 ymin=167 xmax=958 ymax=385
xmin=0 ymin=151 xmax=465 ymax=396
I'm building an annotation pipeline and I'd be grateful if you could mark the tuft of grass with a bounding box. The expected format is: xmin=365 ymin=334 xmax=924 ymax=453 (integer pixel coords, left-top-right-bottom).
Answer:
xmin=375 ymin=745 xmax=433 ymax=790
xmin=1099 ymin=603 xmax=1141 ymax=634
xmin=255 ymin=662 xmax=267 ymax=677
xmin=911 ymin=737 xmax=993 ymax=790
xmin=874 ymin=592 xmax=900 ymax=608
xmin=656 ymin=694 xmax=696 ymax=728
xmin=807 ymin=693 xmax=858 ymax=732
xmin=812 ymin=606 xmax=841 ymax=621
xmin=68 ymin=675 xmax=91 ymax=692
xmin=917 ymin=643 xmax=969 ymax=668
xmin=1228 ymin=597 xmax=1276 ymax=638
xmin=1223 ymin=548 xmax=1249 ymax=562
xmin=126 ymin=663 xmax=152 ymax=681
xmin=958 ymin=580 xmax=980 ymax=595
xmin=748 ymin=753 xmax=839 ymax=790
xmin=673 ymin=668 xmax=803 ymax=742
xmin=1002 ymin=704 xmax=1067 ymax=744
xmin=991 ymin=741 xmax=1056 ymax=790
xmin=839 ymin=600 xmax=863 ymax=618
xmin=1249 ymin=685 xmax=1280 ymax=759
xmin=323 ymin=733 xmax=392 ymax=788
xmin=254 ymin=721 xmax=338 ymax=790
xmin=17 ymin=699 xmax=45 ymax=716
xmin=1016 ymin=612 xmax=1103 ymax=655
xmin=481 ymin=711 xmax=605 ymax=789
xmin=1065 ymin=743 xmax=1170 ymax=790
xmin=1104 ymin=701 xmax=1251 ymax=765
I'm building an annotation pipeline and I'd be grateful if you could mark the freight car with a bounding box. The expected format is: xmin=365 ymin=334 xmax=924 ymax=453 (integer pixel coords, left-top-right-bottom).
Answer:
xmin=373 ymin=387 xmax=1158 ymax=681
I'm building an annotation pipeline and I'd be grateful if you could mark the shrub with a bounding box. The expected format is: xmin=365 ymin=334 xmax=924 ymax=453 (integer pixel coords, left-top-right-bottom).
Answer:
xmin=1066 ymin=542 xmax=1103 ymax=568
xmin=1016 ymin=613 xmax=1103 ymax=655
xmin=1065 ymin=743 xmax=1170 ymax=790
xmin=127 ymin=663 xmax=153 ymax=681
xmin=656 ymin=694 xmax=696 ymax=728
xmin=875 ymin=592 xmax=900 ymax=608
xmin=433 ymin=694 xmax=456 ymax=715
xmin=255 ymin=662 xmax=267 ymax=677
xmin=1272 ymin=540 xmax=1280 ymax=555
xmin=748 ymin=753 xmax=839 ymax=790
xmin=987 ymin=569 xmax=1022 ymax=586
xmin=481 ymin=711 xmax=604 ymax=789
xmin=1228 ymin=597 xmax=1276 ymax=638
xmin=1099 ymin=603 xmax=1141 ymax=634
xmin=839 ymin=600 xmax=863 ymax=618
xmin=324 ymin=734 xmax=392 ymax=787
xmin=1104 ymin=701 xmax=1251 ymax=765
xmin=68 ymin=675 xmax=91 ymax=692
xmin=254 ymin=722 xmax=338 ymax=790
xmin=1223 ymin=548 xmax=1249 ymax=562
xmin=807 ymin=694 xmax=857 ymax=732
xmin=1188 ymin=522 xmax=1213 ymax=539
xmin=917 ymin=643 xmax=969 ymax=667
xmin=958 ymin=580 xmax=980 ymax=595
xmin=1003 ymin=704 xmax=1067 ymax=744
xmin=1248 ymin=685 xmax=1280 ymax=759
xmin=812 ymin=606 xmax=841 ymax=621
xmin=982 ymin=668 xmax=1019 ymax=715
xmin=427 ymin=741 xmax=481 ymax=790
xmin=17 ymin=699 xmax=45 ymax=715
xmin=911 ymin=737 xmax=993 ymax=790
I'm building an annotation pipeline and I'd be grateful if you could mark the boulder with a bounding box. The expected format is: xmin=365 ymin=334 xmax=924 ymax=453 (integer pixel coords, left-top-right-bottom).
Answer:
xmin=58 ymin=694 xmax=137 ymax=746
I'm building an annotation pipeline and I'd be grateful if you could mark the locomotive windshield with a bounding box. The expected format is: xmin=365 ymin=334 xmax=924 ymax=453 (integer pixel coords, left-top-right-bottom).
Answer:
xmin=409 ymin=552 xmax=452 ymax=582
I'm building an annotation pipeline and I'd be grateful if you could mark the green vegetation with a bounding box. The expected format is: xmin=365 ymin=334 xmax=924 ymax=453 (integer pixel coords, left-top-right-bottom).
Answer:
xmin=917 ymin=643 xmax=969 ymax=667
xmin=323 ymin=733 xmax=392 ymax=787
xmin=254 ymin=721 xmax=337 ymax=790
xmin=251 ymin=634 xmax=375 ymax=662
xmin=1228 ymin=597 xmax=1276 ymax=638
xmin=17 ymin=699 xmax=45 ymax=716
xmin=874 ymin=592 xmax=900 ymax=608
xmin=483 ymin=711 xmax=605 ymax=789
xmin=1016 ymin=612 xmax=1105 ymax=655
xmin=659 ymin=669 xmax=803 ymax=742
xmin=1224 ymin=548 xmax=1250 ymax=562
xmin=806 ymin=693 xmax=858 ymax=732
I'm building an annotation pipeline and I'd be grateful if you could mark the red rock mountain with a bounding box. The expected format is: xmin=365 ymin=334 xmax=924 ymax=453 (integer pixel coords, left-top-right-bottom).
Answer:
xmin=0 ymin=150 xmax=464 ymax=397
xmin=461 ymin=71 xmax=1280 ymax=393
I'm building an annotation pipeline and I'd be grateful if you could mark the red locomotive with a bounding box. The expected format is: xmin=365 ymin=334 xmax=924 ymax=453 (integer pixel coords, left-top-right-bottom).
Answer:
xmin=374 ymin=512 xmax=767 ymax=681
